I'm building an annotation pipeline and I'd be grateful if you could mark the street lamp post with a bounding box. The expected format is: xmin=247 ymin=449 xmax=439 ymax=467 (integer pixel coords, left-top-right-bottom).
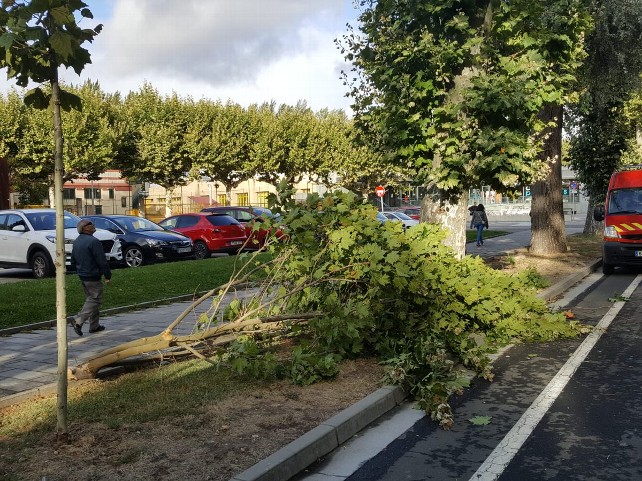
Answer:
xmin=214 ymin=183 xmax=219 ymax=205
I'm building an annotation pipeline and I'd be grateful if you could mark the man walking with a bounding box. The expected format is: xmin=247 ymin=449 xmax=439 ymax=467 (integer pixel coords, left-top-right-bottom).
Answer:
xmin=70 ymin=219 xmax=111 ymax=336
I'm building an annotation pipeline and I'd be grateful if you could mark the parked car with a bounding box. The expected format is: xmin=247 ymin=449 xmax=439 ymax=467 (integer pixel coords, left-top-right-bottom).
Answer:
xmin=396 ymin=206 xmax=421 ymax=220
xmin=199 ymin=206 xmax=280 ymax=249
xmin=381 ymin=211 xmax=420 ymax=229
xmin=82 ymin=214 xmax=194 ymax=267
xmin=0 ymin=208 xmax=122 ymax=279
xmin=158 ymin=213 xmax=247 ymax=259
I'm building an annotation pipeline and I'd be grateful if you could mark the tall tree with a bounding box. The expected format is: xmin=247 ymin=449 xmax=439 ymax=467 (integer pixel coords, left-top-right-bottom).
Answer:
xmin=187 ymin=100 xmax=254 ymax=205
xmin=567 ymin=0 xmax=642 ymax=234
xmin=116 ymin=84 xmax=192 ymax=217
xmin=0 ymin=0 xmax=101 ymax=441
xmin=343 ymin=0 xmax=590 ymax=257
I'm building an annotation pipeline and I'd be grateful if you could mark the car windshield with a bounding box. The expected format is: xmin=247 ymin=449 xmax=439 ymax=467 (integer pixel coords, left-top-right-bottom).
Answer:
xmin=25 ymin=211 xmax=81 ymax=230
xmin=609 ymin=188 xmax=642 ymax=214
xmin=115 ymin=217 xmax=164 ymax=232
xmin=205 ymin=214 xmax=240 ymax=226
xmin=394 ymin=212 xmax=413 ymax=220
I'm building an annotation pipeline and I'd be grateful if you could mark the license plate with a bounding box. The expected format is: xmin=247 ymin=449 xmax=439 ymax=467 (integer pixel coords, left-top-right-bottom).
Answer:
xmin=635 ymin=251 xmax=642 ymax=257
xmin=177 ymin=247 xmax=191 ymax=253
xmin=229 ymin=241 xmax=243 ymax=246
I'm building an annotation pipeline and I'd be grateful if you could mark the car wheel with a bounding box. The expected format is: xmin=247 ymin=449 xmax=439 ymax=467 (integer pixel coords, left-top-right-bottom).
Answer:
xmin=31 ymin=251 xmax=54 ymax=279
xmin=193 ymin=241 xmax=210 ymax=260
xmin=124 ymin=246 xmax=145 ymax=268
xmin=602 ymin=262 xmax=614 ymax=275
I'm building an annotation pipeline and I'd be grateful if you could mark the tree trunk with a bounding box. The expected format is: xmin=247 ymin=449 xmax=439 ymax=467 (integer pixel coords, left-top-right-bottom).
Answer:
xmin=583 ymin=200 xmax=603 ymax=235
xmin=530 ymin=104 xmax=567 ymax=255
xmin=164 ymin=188 xmax=173 ymax=217
xmin=421 ymin=186 xmax=469 ymax=259
xmin=52 ymin=76 xmax=69 ymax=442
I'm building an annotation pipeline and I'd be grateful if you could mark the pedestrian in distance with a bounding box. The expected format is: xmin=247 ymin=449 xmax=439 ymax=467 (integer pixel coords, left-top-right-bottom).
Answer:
xmin=70 ymin=219 xmax=111 ymax=336
xmin=470 ymin=204 xmax=489 ymax=247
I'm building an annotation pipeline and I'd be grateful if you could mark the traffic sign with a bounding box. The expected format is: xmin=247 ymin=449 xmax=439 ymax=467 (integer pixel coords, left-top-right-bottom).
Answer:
xmin=569 ymin=181 xmax=578 ymax=190
xmin=375 ymin=185 xmax=385 ymax=198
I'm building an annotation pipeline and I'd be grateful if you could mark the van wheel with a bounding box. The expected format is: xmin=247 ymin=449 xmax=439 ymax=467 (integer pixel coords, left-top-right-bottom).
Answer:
xmin=602 ymin=262 xmax=614 ymax=275
xmin=31 ymin=251 xmax=54 ymax=279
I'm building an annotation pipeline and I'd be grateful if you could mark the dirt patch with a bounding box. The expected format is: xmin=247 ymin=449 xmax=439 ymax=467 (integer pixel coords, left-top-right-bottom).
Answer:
xmin=0 ymin=359 xmax=385 ymax=481
xmin=0 ymin=234 xmax=602 ymax=481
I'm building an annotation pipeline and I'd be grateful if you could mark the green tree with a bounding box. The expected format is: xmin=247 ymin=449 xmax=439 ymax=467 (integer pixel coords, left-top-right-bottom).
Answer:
xmin=187 ymin=100 xmax=254 ymax=205
xmin=116 ymin=83 xmax=192 ymax=216
xmin=251 ymin=101 xmax=329 ymax=189
xmin=0 ymin=0 xmax=101 ymax=440
xmin=568 ymin=0 xmax=642 ymax=234
xmin=343 ymin=0 xmax=590 ymax=256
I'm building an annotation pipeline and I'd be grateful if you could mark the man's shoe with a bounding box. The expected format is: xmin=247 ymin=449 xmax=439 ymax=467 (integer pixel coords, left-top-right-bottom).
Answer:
xmin=89 ymin=325 xmax=105 ymax=333
xmin=72 ymin=322 xmax=83 ymax=337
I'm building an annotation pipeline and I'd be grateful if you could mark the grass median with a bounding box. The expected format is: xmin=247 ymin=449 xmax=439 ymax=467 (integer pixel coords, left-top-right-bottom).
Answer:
xmin=0 ymin=253 xmax=270 ymax=331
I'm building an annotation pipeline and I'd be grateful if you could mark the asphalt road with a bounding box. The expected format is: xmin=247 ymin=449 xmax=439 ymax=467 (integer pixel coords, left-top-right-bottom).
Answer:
xmin=297 ymin=272 xmax=642 ymax=481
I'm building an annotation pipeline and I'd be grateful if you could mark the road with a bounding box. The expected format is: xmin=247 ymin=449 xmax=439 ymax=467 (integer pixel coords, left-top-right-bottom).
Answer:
xmin=296 ymin=272 xmax=642 ymax=481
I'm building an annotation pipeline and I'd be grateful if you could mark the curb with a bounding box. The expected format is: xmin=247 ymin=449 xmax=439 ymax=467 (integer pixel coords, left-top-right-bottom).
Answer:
xmin=0 ymin=292 xmax=205 ymax=337
xmin=538 ymin=258 xmax=602 ymax=302
xmin=230 ymin=386 xmax=406 ymax=481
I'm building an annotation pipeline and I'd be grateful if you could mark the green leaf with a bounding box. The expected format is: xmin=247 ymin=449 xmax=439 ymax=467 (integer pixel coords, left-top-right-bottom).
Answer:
xmin=23 ymin=87 xmax=50 ymax=110
xmin=469 ymin=415 xmax=492 ymax=426
xmin=59 ymin=89 xmax=83 ymax=112
xmin=49 ymin=31 xmax=74 ymax=61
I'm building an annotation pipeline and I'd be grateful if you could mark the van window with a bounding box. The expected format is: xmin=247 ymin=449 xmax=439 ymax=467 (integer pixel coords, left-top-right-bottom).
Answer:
xmin=609 ymin=188 xmax=642 ymax=214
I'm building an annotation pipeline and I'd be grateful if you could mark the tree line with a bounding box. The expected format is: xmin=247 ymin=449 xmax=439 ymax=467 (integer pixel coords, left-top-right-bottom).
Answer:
xmin=0 ymin=81 xmax=406 ymax=208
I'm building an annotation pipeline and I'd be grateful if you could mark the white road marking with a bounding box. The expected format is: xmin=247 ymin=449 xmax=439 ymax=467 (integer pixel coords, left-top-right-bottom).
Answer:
xmin=470 ymin=274 xmax=642 ymax=481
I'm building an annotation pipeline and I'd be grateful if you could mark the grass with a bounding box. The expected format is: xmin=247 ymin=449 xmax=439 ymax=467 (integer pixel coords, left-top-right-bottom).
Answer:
xmin=0 ymin=359 xmax=256 ymax=438
xmin=0 ymin=253 xmax=270 ymax=330
xmin=466 ymin=229 xmax=508 ymax=243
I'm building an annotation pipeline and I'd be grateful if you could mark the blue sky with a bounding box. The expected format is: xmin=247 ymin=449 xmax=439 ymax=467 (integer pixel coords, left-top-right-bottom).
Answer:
xmin=0 ymin=0 xmax=360 ymax=113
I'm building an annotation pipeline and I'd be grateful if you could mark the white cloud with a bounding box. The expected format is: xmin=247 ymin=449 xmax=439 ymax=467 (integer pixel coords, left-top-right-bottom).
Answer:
xmin=66 ymin=0 xmax=355 ymax=112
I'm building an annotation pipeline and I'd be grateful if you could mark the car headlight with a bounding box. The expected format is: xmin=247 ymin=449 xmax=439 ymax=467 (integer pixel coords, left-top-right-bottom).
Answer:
xmin=145 ymin=238 xmax=168 ymax=247
xmin=46 ymin=235 xmax=74 ymax=245
xmin=604 ymin=226 xmax=620 ymax=238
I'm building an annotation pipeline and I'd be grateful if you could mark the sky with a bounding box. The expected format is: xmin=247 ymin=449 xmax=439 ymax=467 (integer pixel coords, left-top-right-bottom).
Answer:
xmin=0 ymin=0 xmax=361 ymax=113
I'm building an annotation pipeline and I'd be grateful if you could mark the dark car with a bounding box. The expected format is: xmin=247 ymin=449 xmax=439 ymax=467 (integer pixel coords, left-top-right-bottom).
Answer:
xmin=158 ymin=213 xmax=247 ymax=259
xmin=199 ymin=206 xmax=280 ymax=249
xmin=82 ymin=215 xmax=194 ymax=267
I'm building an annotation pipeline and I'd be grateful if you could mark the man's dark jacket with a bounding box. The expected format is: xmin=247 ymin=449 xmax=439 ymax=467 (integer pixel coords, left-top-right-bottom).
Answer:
xmin=71 ymin=233 xmax=111 ymax=282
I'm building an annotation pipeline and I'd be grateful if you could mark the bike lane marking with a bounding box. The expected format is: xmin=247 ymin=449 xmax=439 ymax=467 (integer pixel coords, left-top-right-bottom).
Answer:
xmin=470 ymin=274 xmax=642 ymax=481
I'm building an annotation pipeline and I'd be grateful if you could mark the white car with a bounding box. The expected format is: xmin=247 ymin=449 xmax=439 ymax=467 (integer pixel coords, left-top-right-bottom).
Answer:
xmin=0 ymin=208 xmax=122 ymax=279
xmin=381 ymin=211 xmax=420 ymax=229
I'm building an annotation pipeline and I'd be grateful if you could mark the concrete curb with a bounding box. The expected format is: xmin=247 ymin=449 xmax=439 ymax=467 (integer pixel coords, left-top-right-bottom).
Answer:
xmin=229 ymin=386 xmax=406 ymax=481
xmin=538 ymin=258 xmax=602 ymax=302
xmin=0 ymin=292 xmax=206 ymax=337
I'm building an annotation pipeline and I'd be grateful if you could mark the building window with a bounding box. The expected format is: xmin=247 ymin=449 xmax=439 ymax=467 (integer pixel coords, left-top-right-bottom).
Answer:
xmin=62 ymin=188 xmax=76 ymax=200
xmin=256 ymin=191 xmax=269 ymax=207
xmin=108 ymin=188 xmax=115 ymax=200
xmin=237 ymin=193 xmax=249 ymax=206
xmin=83 ymin=188 xmax=101 ymax=200
xmin=121 ymin=196 xmax=127 ymax=208
xmin=217 ymin=194 xmax=227 ymax=205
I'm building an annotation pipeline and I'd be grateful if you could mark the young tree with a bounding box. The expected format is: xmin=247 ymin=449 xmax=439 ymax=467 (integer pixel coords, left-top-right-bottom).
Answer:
xmin=342 ymin=0 xmax=590 ymax=256
xmin=0 ymin=0 xmax=101 ymax=441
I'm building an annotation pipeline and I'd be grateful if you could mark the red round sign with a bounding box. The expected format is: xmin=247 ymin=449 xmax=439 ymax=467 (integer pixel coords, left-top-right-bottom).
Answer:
xmin=375 ymin=185 xmax=385 ymax=197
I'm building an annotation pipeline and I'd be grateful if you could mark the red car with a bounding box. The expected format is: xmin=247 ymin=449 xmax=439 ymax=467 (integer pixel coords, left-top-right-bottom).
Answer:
xmin=396 ymin=207 xmax=421 ymax=221
xmin=200 ymin=206 xmax=282 ymax=248
xmin=159 ymin=213 xmax=247 ymax=259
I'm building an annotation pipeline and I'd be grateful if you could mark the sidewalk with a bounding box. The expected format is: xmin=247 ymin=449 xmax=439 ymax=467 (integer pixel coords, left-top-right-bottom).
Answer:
xmin=0 ymin=225 xmax=585 ymax=405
